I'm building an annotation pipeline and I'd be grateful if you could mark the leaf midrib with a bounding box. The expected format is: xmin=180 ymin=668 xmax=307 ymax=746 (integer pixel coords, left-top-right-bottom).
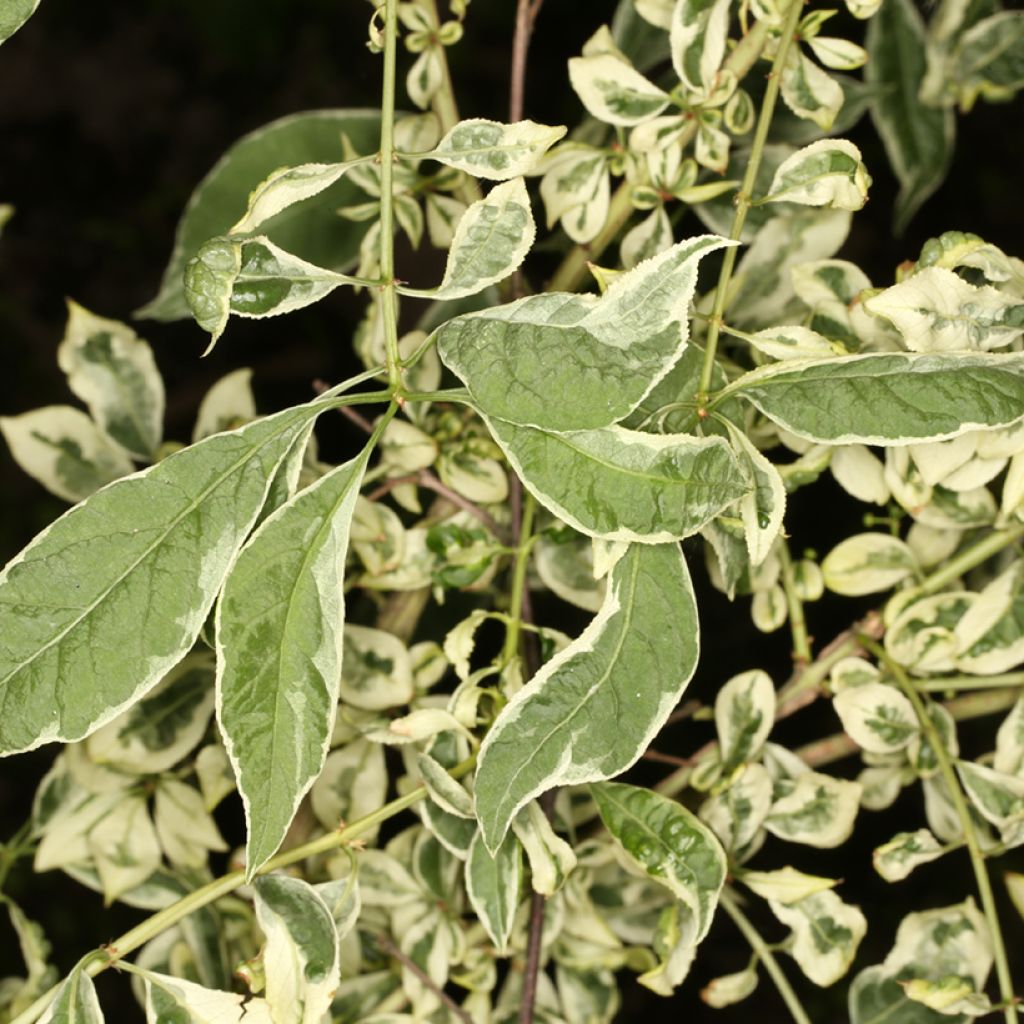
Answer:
xmin=0 ymin=413 xmax=306 ymax=691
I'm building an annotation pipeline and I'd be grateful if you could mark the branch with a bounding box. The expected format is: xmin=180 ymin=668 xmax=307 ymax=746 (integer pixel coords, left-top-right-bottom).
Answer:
xmin=509 ymin=0 xmax=544 ymax=122
xmin=862 ymin=637 xmax=1019 ymax=1024
xmin=366 ymin=469 xmax=507 ymax=540
xmin=377 ymin=933 xmax=474 ymax=1024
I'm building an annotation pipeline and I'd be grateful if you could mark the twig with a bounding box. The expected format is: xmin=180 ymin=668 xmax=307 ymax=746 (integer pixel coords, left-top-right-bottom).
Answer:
xmin=861 ymin=637 xmax=1019 ymax=1024
xmin=10 ymin=758 xmax=477 ymax=1024
xmin=519 ymin=788 xmax=556 ymax=1024
xmin=377 ymin=933 xmax=474 ymax=1024
xmin=643 ymin=748 xmax=694 ymax=768
xmin=367 ymin=469 xmax=507 ymax=539
xmin=665 ymin=698 xmax=703 ymax=726
xmin=778 ymin=539 xmax=811 ymax=667
xmin=509 ymin=0 xmax=544 ymax=122
xmin=720 ymin=889 xmax=813 ymax=1024
xmin=313 ymin=379 xmax=377 ymax=435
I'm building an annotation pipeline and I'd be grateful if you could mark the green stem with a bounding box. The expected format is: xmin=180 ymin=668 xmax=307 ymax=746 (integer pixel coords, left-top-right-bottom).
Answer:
xmin=423 ymin=0 xmax=483 ymax=207
xmin=0 ymin=821 xmax=34 ymax=893
xmin=545 ymin=20 xmax=770 ymax=295
xmin=11 ymin=758 xmax=476 ymax=1024
xmin=778 ymin=540 xmax=812 ymax=665
xmin=916 ymin=672 xmax=1024 ymax=692
xmin=902 ymin=524 xmax=1024 ymax=601
xmin=378 ymin=0 xmax=403 ymax=390
xmin=697 ymin=0 xmax=804 ymax=400
xmin=861 ymin=638 xmax=1019 ymax=1024
xmin=719 ymin=889 xmax=813 ymax=1024
xmin=501 ymin=491 xmax=537 ymax=667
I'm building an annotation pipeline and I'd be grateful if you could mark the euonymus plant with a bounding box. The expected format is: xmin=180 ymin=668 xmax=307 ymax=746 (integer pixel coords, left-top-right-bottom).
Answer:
xmin=2 ymin=0 xmax=1024 ymax=1021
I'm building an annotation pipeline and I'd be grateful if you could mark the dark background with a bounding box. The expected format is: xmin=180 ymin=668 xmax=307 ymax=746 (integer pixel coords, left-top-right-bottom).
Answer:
xmin=1 ymin=1 xmax=1022 ymax=1020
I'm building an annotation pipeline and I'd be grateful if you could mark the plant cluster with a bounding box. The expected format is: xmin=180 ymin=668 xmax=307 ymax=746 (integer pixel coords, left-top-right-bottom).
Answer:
xmin=1 ymin=0 xmax=1024 ymax=1022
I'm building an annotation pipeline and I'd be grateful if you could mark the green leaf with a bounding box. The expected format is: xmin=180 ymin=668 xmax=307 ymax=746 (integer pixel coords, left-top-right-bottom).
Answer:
xmin=770 ymin=890 xmax=867 ymax=986
xmin=185 ymin=236 xmax=361 ymax=352
xmin=568 ymin=53 xmax=669 ymax=126
xmin=484 ymin=417 xmax=748 ymax=543
xmin=537 ymin=144 xmax=610 ymax=244
xmin=701 ymin=967 xmax=759 ymax=1008
xmin=863 ymin=267 xmax=1024 ymax=352
xmin=435 ymin=235 xmax=730 ymax=431
xmin=738 ymin=866 xmax=838 ymax=903
xmin=475 ymin=542 xmax=698 ymax=851
xmin=38 ymin=968 xmax=103 ymax=1024
xmin=950 ymin=11 xmax=1024 ymax=112
xmin=873 ymin=829 xmax=947 ymax=882
xmin=465 ymin=830 xmax=521 ymax=954
xmin=732 ymin=352 xmax=1024 ymax=445
xmin=591 ymin=781 xmax=726 ymax=939
xmin=0 ymin=0 xmax=41 ymax=45
xmin=765 ymin=771 xmax=862 ymax=848
xmin=724 ymin=425 xmax=786 ymax=567
xmin=0 ymin=402 xmax=316 ymax=756
xmin=714 ymin=669 xmax=776 ymax=769
xmin=217 ymin=447 xmax=369 ymax=876
xmin=85 ymin=652 xmax=215 ymax=774
xmin=762 ymin=139 xmax=870 ymax=211
xmin=0 ymin=406 xmax=134 ymax=503
xmin=400 ymin=178 xmax=535 ymax=300
xmin=833 ymin=682 xmax=918 ymax=753
xmin=671 ymin=0 xmax=731 ymax=97
xmin=231 ymin=160 xmax=365 ymax=236
xmin=87 ymin=797 xmax=161 ymax=905
xmin=141 ymin=969 xmax=253 ymax=1024
xmin=427 ymin=118 xmax=566 ymax=180
xmin=138 ymin=109 xmax=381 ymax=321
xmin=822 ymin=533 xmax=918 ymax=595
xmin=780 ymin=48 xmax=844 ymax=131
xmin=849 ymin=966 xmax=960 ymax=1024
xmin=700 ymin=762 xmax=773 ymax=853
xmin=956 ymin=760 xmax=1024 ymax=827
xmin=511 ymin=800 xmax=577 ymax=895
xmin=850 ymin=899 xmax=993 ymax=1024
xmin=726 ymin=207 xmax=852 ymax=330
xmin=867 ymin=0 xmax=955 ymax=233
xmin=57 ymin=302 xmax=164 ymax=460
xmin=252 ymin=875 xmax=340 ymax=1024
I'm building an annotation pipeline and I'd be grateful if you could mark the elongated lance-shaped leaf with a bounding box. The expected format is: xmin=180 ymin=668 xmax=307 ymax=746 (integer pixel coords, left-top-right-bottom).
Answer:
xmin=400 ymin=178 xmax=536 ymax=300
xmin=475 ymin=542 xmax=699 ymax=851
xmin=867 ymin=0 xmax=955 ymax=233
xmin=218 ymin=446 xmax=370 ymax=877
xmin=253 ymin=875 xmax=340 ymax=1024
xmin=591 ymin=781 xmax=726 ymax=940
xmin=138 ymin=109 xmax=381 ymax=321
xmin=434 ymin=235 xmax=730 ymax=432
xmin=0 ymin=0 xmax=41 ymax=45
xmin=186 ymin=236 xmax=363 ymax=353
xmin=38 ymin=967 xmax=103 ymax=1024
xmin=0 ymin=403 xmax=317 ymax=756
xmin=465 ymin=829 xmax=522 ymax=954
xmin=730 ymin=351 xmax=1024 ymax=445
xmin=231 ymin=160 xmax=365 ymax=235
xmin=483 ymin=416 xmax=748 ymax=543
